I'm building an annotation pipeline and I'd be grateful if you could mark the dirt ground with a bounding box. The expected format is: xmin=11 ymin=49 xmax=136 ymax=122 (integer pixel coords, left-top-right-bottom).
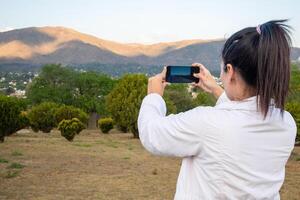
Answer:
xmin=0 ymin=129 xmax=299 ymax=200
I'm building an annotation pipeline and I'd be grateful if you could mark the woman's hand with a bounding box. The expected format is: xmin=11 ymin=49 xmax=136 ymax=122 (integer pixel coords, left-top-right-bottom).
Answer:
xmin=191 ymin=63 xmax=224 ymax=99
xmin=147 ymin=66 xmax=169 ymax=96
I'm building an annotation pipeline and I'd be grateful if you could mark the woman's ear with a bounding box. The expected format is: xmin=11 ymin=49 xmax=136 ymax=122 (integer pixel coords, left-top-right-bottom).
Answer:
xmin=226 ymin=64 xmax=236 ymax=82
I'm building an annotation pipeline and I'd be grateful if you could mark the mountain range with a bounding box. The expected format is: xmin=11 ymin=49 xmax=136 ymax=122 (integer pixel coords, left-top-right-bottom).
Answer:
xmin=0 ymin=26 xmax=299 ymax=75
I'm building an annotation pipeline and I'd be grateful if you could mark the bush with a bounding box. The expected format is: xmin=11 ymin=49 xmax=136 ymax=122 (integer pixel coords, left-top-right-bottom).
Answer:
xmin=105 ymin=74 xmax=148 ymax=138
xmin=164 ymin=83 xmax=194 ymax=113
xmin=58 ymin=118 xmax=85 ymax=141
xmin=55 ymin=105 xmax=88 ymax=125
xmin=192 ymin=91 xmax=216 ymax=107
xmin=27 ymin=102 xmax=59 ymax=133
xmin=285 ymin=101 xmax=300 ymax=144
xmin=98 ymin=118 xmax=114 ymax=133
xmin=116 ymin=124 xmax=128 ymax=133
xmin=0 ymin=95 xmax=27 ymax=142
xmin=19 ymin=111 xmax=30 ymax=129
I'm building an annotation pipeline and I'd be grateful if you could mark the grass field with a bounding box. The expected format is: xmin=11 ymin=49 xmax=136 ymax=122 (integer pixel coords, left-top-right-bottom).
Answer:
xmin=0 ymin=129 xmax=299 ymax=200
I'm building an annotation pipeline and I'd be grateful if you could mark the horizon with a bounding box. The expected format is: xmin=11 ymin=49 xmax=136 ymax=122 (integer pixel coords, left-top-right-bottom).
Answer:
xmin=1 ymin=0 xmax=300 ymax=47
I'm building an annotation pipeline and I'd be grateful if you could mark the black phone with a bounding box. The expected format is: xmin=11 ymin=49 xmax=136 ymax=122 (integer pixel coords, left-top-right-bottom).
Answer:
xmin=166 ymin=66 xmax=199 ymax=83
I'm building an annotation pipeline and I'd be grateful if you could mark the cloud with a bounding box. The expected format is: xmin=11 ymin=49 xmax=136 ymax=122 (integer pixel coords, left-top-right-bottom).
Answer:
xmin=0 ymin=27 xmax=14 ymax=32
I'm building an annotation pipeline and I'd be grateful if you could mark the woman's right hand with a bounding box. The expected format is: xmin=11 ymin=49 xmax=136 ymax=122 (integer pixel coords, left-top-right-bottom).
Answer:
xmin=191 ymin=63 xmax=224 ymax=99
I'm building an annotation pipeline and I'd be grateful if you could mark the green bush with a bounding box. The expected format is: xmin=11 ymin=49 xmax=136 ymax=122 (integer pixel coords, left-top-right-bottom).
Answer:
xmin=55 ymin=105 xmax=88 ymax=125
xmin=98 ymin=118 xmax=114 ymax=133
xmin=58 ymin=118 xmax=85 ymax=141
xmin=0 ymin=95 xmax=27 ymax=142
xmin=116 ymin=124 xmax=128 ymax=133
xmin=192 ymin=91 xmax=216 ymax=107
xmin=27 ymin=102 xmax=59 ymax=133
xmin=105 ymin=74 xmax=148 ymax=138
xmin=285 ymin=102 xmax=300 ymax=144
xmin=164 ymin=83 xmax=194 ymax=113
xmin=19 ymin=111 xmax=30 ymax=129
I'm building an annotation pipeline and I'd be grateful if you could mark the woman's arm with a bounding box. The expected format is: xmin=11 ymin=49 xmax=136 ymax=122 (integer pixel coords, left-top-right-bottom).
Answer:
xmin=138 ymin=93 xmax=213 ymax=157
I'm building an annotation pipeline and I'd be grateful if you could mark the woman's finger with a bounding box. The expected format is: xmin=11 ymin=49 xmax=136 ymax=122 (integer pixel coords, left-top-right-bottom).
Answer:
xmin=160 ymin=66 xmax=167 ymax=80
xmin=193 ymin=73 xmax=200 ymax=78
xmin=192 ymin=63 xmax=202 ymax=67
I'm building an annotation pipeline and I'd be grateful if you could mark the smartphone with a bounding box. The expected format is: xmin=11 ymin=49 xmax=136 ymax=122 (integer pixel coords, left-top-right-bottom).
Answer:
xmin=166 ymin=66 xmax=199 ymax=83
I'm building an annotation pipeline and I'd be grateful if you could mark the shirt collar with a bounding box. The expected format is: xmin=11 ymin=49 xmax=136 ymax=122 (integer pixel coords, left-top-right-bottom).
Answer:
xmin=215 ymin=92 xmax=275 ymax=112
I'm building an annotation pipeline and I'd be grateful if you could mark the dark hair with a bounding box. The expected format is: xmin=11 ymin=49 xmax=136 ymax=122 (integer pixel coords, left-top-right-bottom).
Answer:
xmin=222 ymin=19 xmax=292 ymax=118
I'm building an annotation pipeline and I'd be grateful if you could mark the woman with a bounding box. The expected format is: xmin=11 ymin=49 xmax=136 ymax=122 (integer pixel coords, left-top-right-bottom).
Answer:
xmin=137 ymin=20 xmax=297 ymax=200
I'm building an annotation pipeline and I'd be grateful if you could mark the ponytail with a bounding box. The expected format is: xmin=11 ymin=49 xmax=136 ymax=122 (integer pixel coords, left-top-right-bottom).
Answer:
xmin=222 ymin=19 xmax=292 ymax=118
xmin=257 ymin=20 xmax=292 ymax=118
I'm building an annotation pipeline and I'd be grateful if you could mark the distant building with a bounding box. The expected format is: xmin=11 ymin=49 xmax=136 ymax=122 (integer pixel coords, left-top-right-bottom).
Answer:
xmin=9 ymin=81 xmax=17 ymax=86
xmin=9 ymin=90 xmax=26 ymax=98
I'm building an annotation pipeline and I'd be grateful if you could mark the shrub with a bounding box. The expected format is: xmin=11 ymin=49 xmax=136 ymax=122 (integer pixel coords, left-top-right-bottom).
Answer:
xmin=58 ymin=118 xmax=85 ymax=141
xmin=0 ymin=95 xmax=27 ymax=142
xmin=116 ymin=124 xmax=128 ymax=133
xmin=164 ymin=83 xmax=194 ymax=113
xmin=105 ymin=74 xmax=147 ymax=138
xmin=19 ymin=111 xmax=30 ymax=129
xmin=27 ymin=102 xmax=59 ymax=133
xmin=285 ymin=102 xmax=300 ymax=144
xmin=192 ymin=91 xmax=216 ymax=107
xmin=55 ymin=105 xmax=88 ymax=125
xmin=98 ymin=118 xmax=114 ymax=133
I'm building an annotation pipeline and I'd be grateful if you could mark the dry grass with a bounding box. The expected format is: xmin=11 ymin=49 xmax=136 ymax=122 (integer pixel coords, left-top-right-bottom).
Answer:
xmin=0 ymin=129 xmax=299 ymax=200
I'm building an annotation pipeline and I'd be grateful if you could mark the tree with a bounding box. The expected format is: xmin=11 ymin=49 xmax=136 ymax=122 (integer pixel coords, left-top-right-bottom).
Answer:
xmin=105 ymin=74 xmax=147 ymax=138
xmin=74 ymin=71 xmax=116 ymax=115
xmin=26 ymin=64 xmax=117 ymax=128
xmin=164 ymin=83 xmax=195 ymax=113
xmin=0 ymin=95 xmax=27 ymax=142
xmin=288 ymin=64 xmax=300 ymax=102
xmin=26 ymin=64 xmax=76 ymax=105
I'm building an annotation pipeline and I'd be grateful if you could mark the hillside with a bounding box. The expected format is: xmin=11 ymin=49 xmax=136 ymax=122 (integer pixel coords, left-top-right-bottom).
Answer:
xmin=0 ymin=26 xmax=299 ymax=74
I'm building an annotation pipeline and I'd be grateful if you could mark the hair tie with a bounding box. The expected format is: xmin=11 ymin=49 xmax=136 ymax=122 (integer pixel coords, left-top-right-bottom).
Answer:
xmin=256 ymin=25 xmax=261 ymax=35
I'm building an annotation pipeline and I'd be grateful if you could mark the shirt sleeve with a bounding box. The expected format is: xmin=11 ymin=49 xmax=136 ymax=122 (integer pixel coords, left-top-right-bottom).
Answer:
xmin=137 ymin=93 xmax=207 ymax=157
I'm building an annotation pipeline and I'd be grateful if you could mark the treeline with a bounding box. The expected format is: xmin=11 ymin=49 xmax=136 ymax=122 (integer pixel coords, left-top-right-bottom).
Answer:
xmin=0 ymin=64 xmax=215 ymax=142
xmin=0 ymin=63 xmax=299 ymax=143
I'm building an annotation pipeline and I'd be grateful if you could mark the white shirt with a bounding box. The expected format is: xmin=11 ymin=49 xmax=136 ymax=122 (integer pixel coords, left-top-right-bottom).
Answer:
xmin=137 ymin=92 xmax=296 ymax=200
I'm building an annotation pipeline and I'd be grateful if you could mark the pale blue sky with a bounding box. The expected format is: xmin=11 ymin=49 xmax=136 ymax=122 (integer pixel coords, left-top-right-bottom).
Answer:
xmin=1 ymin=0 xmax=299 ymax=47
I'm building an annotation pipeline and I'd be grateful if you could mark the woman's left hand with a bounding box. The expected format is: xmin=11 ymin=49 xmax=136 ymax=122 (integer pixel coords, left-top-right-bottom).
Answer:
xmin=147 ymin=66 xmax=169 ymax=96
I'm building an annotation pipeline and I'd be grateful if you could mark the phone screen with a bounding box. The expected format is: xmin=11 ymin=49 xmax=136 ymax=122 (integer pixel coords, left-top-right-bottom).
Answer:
xmin=166 ymin=66 xmax=199 ymax=83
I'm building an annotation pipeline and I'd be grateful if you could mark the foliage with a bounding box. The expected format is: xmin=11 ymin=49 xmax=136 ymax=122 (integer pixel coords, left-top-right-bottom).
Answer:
xmin=98 ymin=118 xmax=114 ymax=134
xmin=74 ymin=71 xmax=117 ymax=115
xmin=0 ymin=95 xmax=27 ymax=142
xmin=58 ymin=118 xmax=85 ymax=141
xmin=288 ymin=64 xmax=300 ymax=102
xmin=164 ymin=84 xmax=195 ymax=113
xmin=26 ymin=64 xmax=117 ymax=116
xmin=18 ymin=111 xmax=30 ymax=129
xmin=26 ymin=64 xmax=76 ymax=105
xmin=286 ymin=64 xmax=300 ymax=143
xmin=192 ymin=91 xmax=216 ymax=106
xmin=163 ymin=83 xmax=216 ymax=114
xmin=27 ymin=102 xmax=59 ymax=133
xmin=55 ymin=105 xmax=88 ymax=125
xmin=105 ymin=74 xmax=147 ymax=138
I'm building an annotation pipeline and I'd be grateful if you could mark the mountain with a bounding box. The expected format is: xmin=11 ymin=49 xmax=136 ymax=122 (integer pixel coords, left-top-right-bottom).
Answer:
xmin=0 ymin=26 xmax=299 ymax=75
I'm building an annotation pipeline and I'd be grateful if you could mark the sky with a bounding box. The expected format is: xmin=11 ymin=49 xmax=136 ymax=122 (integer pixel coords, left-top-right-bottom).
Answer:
xmin=1 ymin=0 xmax=300 ymax=47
